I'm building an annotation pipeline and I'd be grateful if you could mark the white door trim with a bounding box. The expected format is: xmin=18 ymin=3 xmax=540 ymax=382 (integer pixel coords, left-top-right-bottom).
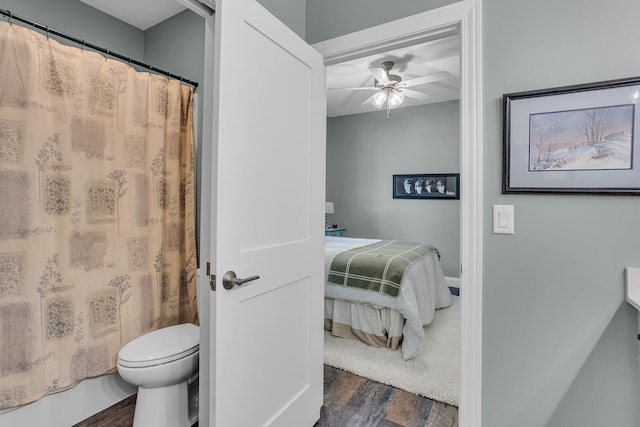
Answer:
xmin=313 ymin=1 xmax=483 ymax=425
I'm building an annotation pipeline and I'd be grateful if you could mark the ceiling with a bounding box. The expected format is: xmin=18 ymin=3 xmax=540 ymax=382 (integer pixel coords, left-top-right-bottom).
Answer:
xmin=79 ymin=0 xmax=186 ymax=31
xmin=81 ymin=1 xmax=460 ymax=117
xmin=326 ymin=35 xmax=460 ymax=117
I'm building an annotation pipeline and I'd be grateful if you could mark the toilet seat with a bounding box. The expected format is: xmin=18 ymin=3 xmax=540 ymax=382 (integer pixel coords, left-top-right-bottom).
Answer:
xmin=118 ymin=323 xmax=199 ymax=368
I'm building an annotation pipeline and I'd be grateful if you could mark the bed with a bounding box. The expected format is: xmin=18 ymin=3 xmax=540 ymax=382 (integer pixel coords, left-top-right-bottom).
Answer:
xmin=324 ymin=236 xmax=452 ymax=359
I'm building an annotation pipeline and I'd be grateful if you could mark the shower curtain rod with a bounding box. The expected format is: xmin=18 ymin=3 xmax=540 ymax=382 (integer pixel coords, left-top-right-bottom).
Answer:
xmin=0 ymin=8 xmax=199 ymax=89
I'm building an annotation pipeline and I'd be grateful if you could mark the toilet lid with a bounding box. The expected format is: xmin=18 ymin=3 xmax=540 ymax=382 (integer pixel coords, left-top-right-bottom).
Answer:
xmin=117 ymin=323 xmax=199 ymax=368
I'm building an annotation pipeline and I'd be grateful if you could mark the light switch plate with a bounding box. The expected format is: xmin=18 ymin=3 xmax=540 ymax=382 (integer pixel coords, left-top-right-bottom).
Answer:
xmin=625 ymin=267 xmax=640 ymax=312
xmin=493 ymin=205 xmax=514 ymax=234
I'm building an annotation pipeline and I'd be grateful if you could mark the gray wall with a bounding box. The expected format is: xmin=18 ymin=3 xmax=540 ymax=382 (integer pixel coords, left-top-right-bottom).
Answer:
xmin=258 ymin=0 xmax=305 ymax=39
xmin=0 ymin=0 xmax=144 ymax=57
xmin=308 ymin=0 xmax=640 ymax=426
xmin=483 ymin=0 xmax=640 ymax=425
xmin=326 ymin=101 xmax=460 ymax=277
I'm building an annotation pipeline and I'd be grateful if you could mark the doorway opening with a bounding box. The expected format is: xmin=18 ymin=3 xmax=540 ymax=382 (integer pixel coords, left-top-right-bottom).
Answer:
xmin=313 ymin=2 xmax=483 ymax=425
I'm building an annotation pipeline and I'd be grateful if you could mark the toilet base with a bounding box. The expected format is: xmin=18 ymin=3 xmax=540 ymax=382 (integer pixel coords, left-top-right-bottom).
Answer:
xmin=133 ymin=380 xmax=197 ymax=427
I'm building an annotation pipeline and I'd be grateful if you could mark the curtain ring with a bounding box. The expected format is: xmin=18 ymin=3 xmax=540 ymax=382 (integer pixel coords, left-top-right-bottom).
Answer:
xmin=45 ymin=26 xmax=49 ymax=39
xmin=81 ymin=40 xmax=85 ymax=51
xmin=8 ymin=11 xmax=12 ymax=25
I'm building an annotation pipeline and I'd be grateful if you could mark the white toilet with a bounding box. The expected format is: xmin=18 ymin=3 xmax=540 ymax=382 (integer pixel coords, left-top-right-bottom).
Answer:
xmin=117 ymin=322 xmax=200 ymax=427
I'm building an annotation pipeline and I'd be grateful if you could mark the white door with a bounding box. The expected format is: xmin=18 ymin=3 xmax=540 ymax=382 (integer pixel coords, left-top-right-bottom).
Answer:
xmin=202 ymin=0 xmax=326 ymax=425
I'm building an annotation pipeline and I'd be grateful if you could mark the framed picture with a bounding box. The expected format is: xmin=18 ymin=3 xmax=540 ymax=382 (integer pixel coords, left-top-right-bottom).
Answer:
xmin=503 ymin=76 xmax=640 ymax=194
xmin=392 ymin=173 xmax=460 ymax=199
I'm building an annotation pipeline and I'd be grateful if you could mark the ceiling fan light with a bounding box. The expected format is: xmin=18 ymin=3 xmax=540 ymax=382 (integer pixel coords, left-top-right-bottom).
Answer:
xmin=372 ymin=91 xmax=387 ymax=109
xmin=388 ymin=91 xmax=404 ymax=108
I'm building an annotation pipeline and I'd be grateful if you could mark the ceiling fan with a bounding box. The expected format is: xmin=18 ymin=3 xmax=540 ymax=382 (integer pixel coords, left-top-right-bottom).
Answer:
xmin=330 ymin=61 xmax=450 ymax=119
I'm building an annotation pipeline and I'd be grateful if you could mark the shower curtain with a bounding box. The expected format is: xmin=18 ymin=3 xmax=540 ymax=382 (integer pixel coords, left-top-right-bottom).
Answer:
xmin=0 ymin=21 xmax=197 ymax=410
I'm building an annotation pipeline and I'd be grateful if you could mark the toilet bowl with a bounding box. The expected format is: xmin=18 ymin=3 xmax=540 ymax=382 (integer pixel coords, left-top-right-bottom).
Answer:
xmin=117 ymin=323 xmax=199 ymax=427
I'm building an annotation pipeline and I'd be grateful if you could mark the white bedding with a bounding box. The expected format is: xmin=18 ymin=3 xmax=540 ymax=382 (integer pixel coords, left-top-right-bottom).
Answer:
xmin=324 ymin=236 xmax=452 ymax=359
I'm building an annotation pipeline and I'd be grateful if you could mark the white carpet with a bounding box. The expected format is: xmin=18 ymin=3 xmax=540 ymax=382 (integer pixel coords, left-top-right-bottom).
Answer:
xmin=323 ymin=295 xmax=460 ymax=407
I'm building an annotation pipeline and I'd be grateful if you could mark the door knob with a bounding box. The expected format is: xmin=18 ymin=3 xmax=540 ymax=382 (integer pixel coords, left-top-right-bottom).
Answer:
xmin=222 ymin=271 xmax=260 ymax=290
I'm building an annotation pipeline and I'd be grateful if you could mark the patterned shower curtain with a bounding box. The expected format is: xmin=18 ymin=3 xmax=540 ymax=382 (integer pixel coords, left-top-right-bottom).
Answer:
xmin=0 ymin=21 xmax=197 ymax=410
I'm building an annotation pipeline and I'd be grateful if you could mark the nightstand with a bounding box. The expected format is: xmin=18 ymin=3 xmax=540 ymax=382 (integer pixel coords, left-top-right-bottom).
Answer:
xmin=325 ymin=227 xmax=346 ymax=237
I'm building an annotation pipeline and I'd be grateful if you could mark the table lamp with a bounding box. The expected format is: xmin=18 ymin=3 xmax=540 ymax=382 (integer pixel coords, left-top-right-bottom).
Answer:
xmin=325 ymin=202 xmax=334 ymax=229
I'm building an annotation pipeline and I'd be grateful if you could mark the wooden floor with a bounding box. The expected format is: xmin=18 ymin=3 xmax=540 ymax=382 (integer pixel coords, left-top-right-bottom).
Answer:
xmin=75 ymin=366 xmax=457 ymax=427
xmin=72 ymin=394 xmax=137 ymax=427
xmin=316 ymin=366 xmax=457 ymax=427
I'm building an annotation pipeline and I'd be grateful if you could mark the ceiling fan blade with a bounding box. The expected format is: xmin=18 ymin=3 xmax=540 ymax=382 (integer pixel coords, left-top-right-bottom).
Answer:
xmin=328 ymin=86 xmax=377 ymax=92
xmin=368 ymin=67 xmax=390 ymax=85
xmin=400 ymin=71 xmax=450 ymax=88
xmin=400 ymin=88 xmax=430 ymax=101
xmin=361 ymin=93 xmax=379 ymax=106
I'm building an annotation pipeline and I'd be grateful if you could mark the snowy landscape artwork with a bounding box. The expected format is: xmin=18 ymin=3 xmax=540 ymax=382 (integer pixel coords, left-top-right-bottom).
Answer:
xmin=528 ymin=104 xmax=634 ymax=172
xmin=504 ymin=77 xmax=640 ymax=193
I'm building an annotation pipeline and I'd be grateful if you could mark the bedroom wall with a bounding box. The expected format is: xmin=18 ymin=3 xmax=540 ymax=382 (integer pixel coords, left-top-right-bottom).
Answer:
xmin=326 ymin=101 xmax=460 ymax=278
xmin=307 ymin=0 xmax=640 ymax=426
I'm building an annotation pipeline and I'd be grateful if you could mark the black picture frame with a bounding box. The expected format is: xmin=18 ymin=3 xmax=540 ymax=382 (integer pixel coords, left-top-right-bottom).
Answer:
xmin=503 ymin=76 xmax=640 ymax=194
xmin=392 ymin=173 xmax=460 ymax=199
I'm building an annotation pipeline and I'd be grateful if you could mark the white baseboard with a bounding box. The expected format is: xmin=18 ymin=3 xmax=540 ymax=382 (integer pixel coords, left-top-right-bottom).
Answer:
xmin=0 ymin=373 xmax=136 ymax=427
xmin=445 ymin=276 xmax=461 ymax=288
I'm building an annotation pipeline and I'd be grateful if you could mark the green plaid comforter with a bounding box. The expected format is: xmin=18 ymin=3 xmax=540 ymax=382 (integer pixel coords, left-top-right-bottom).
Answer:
xmin=327 ymin=240 xmax=439 ymax=297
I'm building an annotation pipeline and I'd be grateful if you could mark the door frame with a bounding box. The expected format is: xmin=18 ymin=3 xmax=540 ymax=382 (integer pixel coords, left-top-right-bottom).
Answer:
xmin=312 ymin=1 xmax=483 ymax=425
